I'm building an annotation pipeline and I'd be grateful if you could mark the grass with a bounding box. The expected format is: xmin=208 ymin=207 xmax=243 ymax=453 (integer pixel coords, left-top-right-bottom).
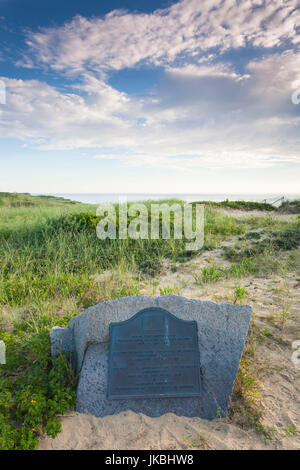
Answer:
xmin=159 ymin=285 xmax=180 ymax=295
xmin=281 ymin=425 xmax=298 ymax=437
xmin=274 ymin=282 xmax=293 ymax=331
xmin=182 ymin=431 xmax=210 ymax=449
xmin=194 ymin=265 xmax=223 ymax=285
xmin=228 ymin=320 xmax=278 ymax=443
xmin=218 ymin=219 xmax=300 ymax=279
xmin=278 ymin=199 xmax=300 ymax=214
xmin=237 ymin=406 xmax=276 ymax=443
xmin=193 ymin=199 xmax=275 ymax=211
xmin=233 ymin=285 xmax=247 ymax=304
xmin=1 ymin=192 xmax=299 ymax=449
xmin=193 ymin=198 xmax=300 ymax=214
xmin=193 ymin=216 xmax=300 ymax=287
xmin=0 ymin=193 xmax=248 ymax=449
xmin=194 ymin=245 xmax=299 ymax=286
xmin=258 ymin=327 xmax=273 ymax=343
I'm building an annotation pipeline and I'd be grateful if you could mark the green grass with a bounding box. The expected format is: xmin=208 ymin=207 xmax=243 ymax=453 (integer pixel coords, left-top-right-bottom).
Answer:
xmin=233 ymin=285 xmax=247 ymax=304
xmin=159 ymin=285 xmax=180 ymax=295
xmin=194 ymin=265 xmax=223 ymax=285
xmin=1 ymin=193 xmax=298 ymax=449
xmin=278 ymin=199 xmax=300 ymax=214
xmin=0 ymin=192 xmax=82 ymax=208
xmin=193 ymin=199 xmax=275 ymax=211
xmin=224 ymin=219 xmax=300 ymax=264
xmin=193 ymin=198 xmax=300 ymax=214
xmin=0 ymin=193 xmax=248 ymax=449
xmin=0 ymin=202 xmax=244 ymax=307
xmin=195 ymin=220 xmax=300 ymax=284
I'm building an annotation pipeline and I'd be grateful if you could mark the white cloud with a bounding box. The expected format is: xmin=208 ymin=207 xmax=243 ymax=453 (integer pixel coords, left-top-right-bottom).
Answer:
xmin=1 ymin=0 xmax=300 ymax=174
xmin=20 ymin=0 xmax=300 ymax=75
xmin=2 ymin=45 xmax=300 ymax=171
xmin=0 ymin=76 xmax=136 ymax=148
xmin=93 ymin=149 xmax=299 ymax=171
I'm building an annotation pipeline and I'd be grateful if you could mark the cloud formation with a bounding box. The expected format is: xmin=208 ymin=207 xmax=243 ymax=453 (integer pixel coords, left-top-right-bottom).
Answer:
xmin=21 ymin=0 xmax=300 ymax=75
xmin=1 ymin=0 xmax=300 ymax=173
xmin=2 ymin=47 xmax=300 ymax=170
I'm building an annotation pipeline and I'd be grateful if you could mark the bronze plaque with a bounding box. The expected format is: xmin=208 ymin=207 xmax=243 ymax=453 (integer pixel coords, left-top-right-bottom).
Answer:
xmin=107 ymin=307 xmax=201 ymax=399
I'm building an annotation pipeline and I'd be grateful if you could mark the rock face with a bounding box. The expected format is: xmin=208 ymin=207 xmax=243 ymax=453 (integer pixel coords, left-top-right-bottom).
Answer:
xmin=50 ymin=295 xmax=252 ymax=420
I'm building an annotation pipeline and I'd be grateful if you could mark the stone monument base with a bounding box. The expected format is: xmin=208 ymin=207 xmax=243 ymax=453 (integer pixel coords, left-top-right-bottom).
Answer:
xmin=50 ymin=295 xmax=252 ymax=420
xmin=76 ymin=343 xmax=214 ymax=419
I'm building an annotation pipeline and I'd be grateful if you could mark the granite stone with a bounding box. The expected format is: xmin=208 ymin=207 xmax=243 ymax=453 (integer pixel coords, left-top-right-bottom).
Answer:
xmin=50 ymin=295 xmax=252 ymax=419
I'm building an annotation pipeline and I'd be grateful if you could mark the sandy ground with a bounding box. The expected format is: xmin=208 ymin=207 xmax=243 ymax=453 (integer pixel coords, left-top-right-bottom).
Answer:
xmin=39 ymin=210 xmax=300 ymax=450
xmin=213 ymin=208 xmax=299 ymax=222
xmin=38 ymin=409 xmax=298 ymax=450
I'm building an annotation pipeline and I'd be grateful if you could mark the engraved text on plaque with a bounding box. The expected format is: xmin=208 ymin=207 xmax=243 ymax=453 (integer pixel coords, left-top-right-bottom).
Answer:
xmin=107 ymin=307 xmax=201 ymax=399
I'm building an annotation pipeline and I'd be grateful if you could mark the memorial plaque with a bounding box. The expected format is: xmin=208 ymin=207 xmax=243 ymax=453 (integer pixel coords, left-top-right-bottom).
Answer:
xmin=107 ymin=307 xmax=201 ymax=399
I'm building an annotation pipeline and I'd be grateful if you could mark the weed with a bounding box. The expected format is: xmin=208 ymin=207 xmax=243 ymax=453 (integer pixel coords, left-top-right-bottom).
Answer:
xmin=259 ymin=327 xmax=273 ymax=343
xmin=235 ymin=358 xmax=261 ymax=404
xmin=193 ymin=199 xmax=275 ymax=212
xmin=150 ymin=279 xmax=160 ymax=296
xmin=159 ymin=285 xmax=180 ymax=295
xmin=277 ymin=301 xmax=292 ymax=331
xmin=245 ymin=231 xmax=261 ymax=240
xmin=281 ymin=424 xmax=298 ymax=437
xmin=182 ymin=431 xmax=209 ymax=449
xmin=233 ymin=285 xmax=247 ymax=304
xmin=194 ymin=264 xmax=224 ymax=285
xmin=278 ymin=199 xmax=300 ymax=214
xmin=238 ymin=406 xmax=276 ymax=443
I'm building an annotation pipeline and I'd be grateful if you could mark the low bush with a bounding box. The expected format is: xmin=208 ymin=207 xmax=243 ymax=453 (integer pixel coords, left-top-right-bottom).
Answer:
xmin=0 ymin=326 xmax=77 ymax=450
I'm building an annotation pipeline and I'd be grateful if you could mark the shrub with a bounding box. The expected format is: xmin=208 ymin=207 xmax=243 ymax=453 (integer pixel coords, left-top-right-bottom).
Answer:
xmin=0 ymin=329 xmax=77 ymax=450
xmin=194 ymin=265 xmax=224 ymax=284
xmin=245 ymin=231 xmax=261 ymax=240
xmin=159 ymin=285 xmax=180 ymax=295
xmin=233 ymin=285 xmax=247 ymax=303
xmin=278 ymin=199 xmax=300 ymax=214
xmin=193 ymin=200 xmax=275 ymax=212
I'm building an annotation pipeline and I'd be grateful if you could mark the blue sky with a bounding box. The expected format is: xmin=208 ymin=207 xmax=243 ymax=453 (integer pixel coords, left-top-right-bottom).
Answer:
xmin=0 ymin=0 xmax=300 ymax=194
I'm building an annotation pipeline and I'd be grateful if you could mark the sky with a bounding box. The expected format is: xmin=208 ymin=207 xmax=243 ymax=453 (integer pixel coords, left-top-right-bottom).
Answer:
xmin=0 ymin=0 xmax=300 ymax=194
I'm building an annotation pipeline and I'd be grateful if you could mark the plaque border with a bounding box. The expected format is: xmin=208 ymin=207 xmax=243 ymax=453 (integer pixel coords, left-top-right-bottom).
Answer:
xmin=107 ymin=307 xmax=201 ymax=400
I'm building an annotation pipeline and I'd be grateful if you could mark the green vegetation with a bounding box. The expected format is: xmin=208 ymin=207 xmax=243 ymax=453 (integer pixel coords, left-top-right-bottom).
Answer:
xmin=1 ymin=192 xmax=299 ymax=449
xmin=237 ymin=406 xmax=276 ymax=442
xmin=244 ymin=231 xmax=261 ymax=240
xmin=159 ymin=285 xmax=180 ymax=295
xmin=194 ymin=265 xmax=223 ymax=284
xmin=182 ymin=430 xmax=210 ymax=449
xmin=0 ymin=332 xmax=77 ymax=449
xmin=0 ymin=192 xmax=247 ymax=449
xmin=229 ymin=321 xmax=278 ymax=443
xmin=193 ymin=199 xmax=275 ymax=211
xmin=225 ymin=219 xmax=300 ymax=261
xmin=278 ymin=199 xmax=300 ymax=214
xmin=258 ymin=327 xmax=273 ymax=343
xmin=194 ymin=198 xmax=300 ymax=214
xmin=195 ymin=247 xmax=299 ymax=286
xmin=0 ymin=192 xmax=81 ymax=209
xmin=233 ymin=285 xmax=247 ymax=304
xmin=281 ymin=424 xmax=298 ymax=437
